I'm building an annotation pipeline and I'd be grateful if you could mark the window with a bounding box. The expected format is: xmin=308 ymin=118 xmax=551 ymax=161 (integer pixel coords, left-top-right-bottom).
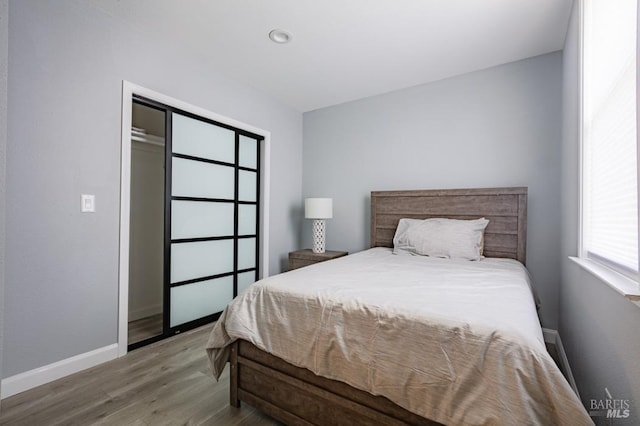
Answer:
xmin=581 ymin=0 xmax=639 ymax=280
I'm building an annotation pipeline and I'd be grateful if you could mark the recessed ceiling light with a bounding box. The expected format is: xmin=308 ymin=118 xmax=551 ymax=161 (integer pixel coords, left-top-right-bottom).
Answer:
xmin=268 ymin=29 xmax=292 ymax=44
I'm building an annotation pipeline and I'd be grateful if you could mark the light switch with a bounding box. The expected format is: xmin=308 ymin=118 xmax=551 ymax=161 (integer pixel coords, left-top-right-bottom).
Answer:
xmin=81 ymin=194 xmax=95 ymax=212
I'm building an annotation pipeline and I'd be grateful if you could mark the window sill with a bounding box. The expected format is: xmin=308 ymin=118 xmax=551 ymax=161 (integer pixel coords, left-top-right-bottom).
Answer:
xmin=570 ymin=257 xmax=640 ymax=306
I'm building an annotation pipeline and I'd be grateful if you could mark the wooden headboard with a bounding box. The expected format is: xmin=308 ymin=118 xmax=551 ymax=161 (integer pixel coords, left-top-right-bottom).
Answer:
xmin=370 ymin=187 xmax=527 ymax=264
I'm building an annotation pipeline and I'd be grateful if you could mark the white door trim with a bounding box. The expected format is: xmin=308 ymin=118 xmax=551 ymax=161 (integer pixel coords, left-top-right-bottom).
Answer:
xmin=118 ymin=81 xmax=271 ymax=357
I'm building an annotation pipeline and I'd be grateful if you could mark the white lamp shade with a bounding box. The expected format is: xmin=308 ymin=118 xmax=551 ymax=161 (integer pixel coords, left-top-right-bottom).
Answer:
xmin=305 ymin=198 xmax=333 ymax=219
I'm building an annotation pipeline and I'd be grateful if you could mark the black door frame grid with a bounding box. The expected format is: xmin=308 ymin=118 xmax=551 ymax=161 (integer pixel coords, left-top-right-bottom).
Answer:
xmin=128 ymin=94 xmax=262 ymax=351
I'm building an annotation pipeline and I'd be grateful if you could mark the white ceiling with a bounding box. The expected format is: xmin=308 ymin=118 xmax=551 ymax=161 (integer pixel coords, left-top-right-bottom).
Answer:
xmin=89 ymin=0 xmax=574 ymax=112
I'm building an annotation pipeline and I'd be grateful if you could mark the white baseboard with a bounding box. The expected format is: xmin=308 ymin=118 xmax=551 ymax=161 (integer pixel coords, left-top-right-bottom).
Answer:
xmin=542 ymin=327 xmax=558 ymax=344
xmin=128 ymin=304 xmax=162 ymax=322
xmin=542 ymin=327 xmax=580 ymax=399
xmin=1 ymin=343 xmax=118 ymax=399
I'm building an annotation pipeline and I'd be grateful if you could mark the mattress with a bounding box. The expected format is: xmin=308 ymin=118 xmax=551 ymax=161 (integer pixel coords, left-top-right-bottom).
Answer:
xmin=206 ymin=247 xmax=591 ymax=425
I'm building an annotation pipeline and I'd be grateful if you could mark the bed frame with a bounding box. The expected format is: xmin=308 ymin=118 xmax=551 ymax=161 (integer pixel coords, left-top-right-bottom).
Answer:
xmin=370 ymin=187 xmax=527 ymax=264
xmin=228 ymin=187 xmax=528 ymax=425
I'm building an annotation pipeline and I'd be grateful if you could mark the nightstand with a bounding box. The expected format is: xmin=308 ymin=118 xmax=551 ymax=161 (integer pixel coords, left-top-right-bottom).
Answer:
xmin=288 ymin=249 xmax=348 ymax=271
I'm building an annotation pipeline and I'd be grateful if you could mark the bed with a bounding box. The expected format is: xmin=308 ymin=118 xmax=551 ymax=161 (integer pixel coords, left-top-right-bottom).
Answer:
xmin=206 ymin=187 xmax=592 ymax=425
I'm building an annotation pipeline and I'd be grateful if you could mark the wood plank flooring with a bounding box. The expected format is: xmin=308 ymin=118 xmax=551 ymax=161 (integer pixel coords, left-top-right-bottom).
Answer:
xmin=0 ymin=325 xmax=281 ymax=426
xmin=0 ymin=323 xmax=567 ymax=426
xmin=128 ymin=313 xmax=163 ymax=345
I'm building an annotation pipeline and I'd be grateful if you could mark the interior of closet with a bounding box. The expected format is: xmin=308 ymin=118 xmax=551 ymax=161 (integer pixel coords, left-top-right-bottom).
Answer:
xmin=128 ymin=102 xmax=165 ymax=346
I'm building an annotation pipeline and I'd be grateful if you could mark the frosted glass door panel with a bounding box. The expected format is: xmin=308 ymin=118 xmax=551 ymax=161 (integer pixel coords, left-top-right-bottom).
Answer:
xmin=172 ymin=113 xmax=235 ymax=163
xmin=238 ymin=237 xmax=256 ymax=270
xmin=172 ymin=158 xmax=234 ymax=199
xmin=239 ymin=135 xmax=258 ymax=169
xmin=238 ymin=204 xmax=257 ymax=235
xmin=238 ymin=271 xmax=256 ymax=294
xmin=171 ymin=239 xmax=234 ymax=283
xmin=170 ymin=276 xmax=233 ymax=327
xmin=238 ymin=170 xmax=257 ymax=202
xmin=171 ymin=201 xmax=234 ymax=239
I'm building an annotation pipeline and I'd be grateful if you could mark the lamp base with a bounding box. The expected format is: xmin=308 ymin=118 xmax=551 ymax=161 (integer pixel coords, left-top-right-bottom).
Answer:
xmin=312 ymin=219 xmax=326 ymax=253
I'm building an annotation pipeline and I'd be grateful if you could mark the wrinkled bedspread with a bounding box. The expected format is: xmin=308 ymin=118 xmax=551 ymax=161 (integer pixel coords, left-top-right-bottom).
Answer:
xmin=206 ymin=248 xmax=591 ymax=425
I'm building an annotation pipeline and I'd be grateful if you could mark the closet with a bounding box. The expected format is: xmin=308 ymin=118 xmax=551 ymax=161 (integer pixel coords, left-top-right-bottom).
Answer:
xmin=129 ymin=102 xmax=165 ymax=346
xmin=128 ymin=96 xmax=262 ymax=350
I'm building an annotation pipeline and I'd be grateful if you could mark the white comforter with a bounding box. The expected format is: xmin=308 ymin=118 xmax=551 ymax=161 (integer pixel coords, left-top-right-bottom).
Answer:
xmin=206 ymin=248 xmax=592 ymax=425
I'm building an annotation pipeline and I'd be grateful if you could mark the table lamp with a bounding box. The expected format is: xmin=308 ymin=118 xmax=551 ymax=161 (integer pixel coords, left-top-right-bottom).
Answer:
xmin=305 ymin=198 xmax=333 ymax=253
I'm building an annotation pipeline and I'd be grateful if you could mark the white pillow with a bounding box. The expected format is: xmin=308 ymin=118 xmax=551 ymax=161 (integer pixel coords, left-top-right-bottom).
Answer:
xmin=393 ymin=217 xmax=489 ymax=260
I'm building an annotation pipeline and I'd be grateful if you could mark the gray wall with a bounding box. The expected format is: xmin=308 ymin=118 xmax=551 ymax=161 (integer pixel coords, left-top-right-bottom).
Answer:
xmin=560 ymin=1 xmax=640 ymax=422
xmin=0 ymin=0 xmax=8 ymax=404
xmin=4 ymin=1 xmax=302 ymax=378
xmin=303 ymin=52 xmax=564 ymax=328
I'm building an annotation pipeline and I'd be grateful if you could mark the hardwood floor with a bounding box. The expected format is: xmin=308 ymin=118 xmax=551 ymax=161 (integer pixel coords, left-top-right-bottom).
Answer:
xmin=0 ymin=324 xmax=567 ymax=426
xmin=0 ymin=325 xmax=281 ymax=426
xmin=128 ymin=313 xmax=163 ymax=345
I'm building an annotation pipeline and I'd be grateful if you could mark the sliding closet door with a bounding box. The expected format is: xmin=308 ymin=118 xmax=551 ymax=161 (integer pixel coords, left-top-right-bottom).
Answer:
xmin=167 ymin=111 xmax=260 ymax=331
xmin=236 ymin=134 xmax=260 ymax=294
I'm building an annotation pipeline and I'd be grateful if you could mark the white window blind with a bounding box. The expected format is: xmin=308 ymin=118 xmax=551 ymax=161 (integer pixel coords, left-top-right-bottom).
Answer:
xmin=583 ymin=0 xmax=638 ymax=276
